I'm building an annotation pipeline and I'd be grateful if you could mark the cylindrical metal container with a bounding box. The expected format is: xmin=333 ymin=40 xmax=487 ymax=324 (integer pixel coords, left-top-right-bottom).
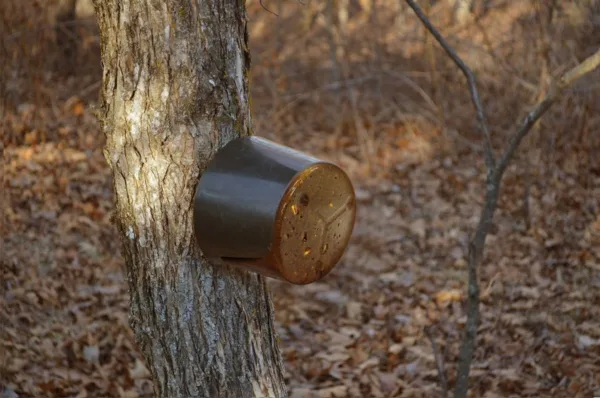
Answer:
xmin=193 ymin=136 xmax=356 ymax=285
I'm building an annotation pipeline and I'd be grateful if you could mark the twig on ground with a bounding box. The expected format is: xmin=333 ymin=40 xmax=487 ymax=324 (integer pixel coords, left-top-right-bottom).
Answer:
xmin=403 ymin=1 xmax=600 ymax=397
xmin=425 ymin=325 xmax=449 ymax=398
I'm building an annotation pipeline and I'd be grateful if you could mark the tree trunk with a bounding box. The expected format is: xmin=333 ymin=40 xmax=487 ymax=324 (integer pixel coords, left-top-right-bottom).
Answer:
xmin=92 ymin=1 xmax=287 ymax=397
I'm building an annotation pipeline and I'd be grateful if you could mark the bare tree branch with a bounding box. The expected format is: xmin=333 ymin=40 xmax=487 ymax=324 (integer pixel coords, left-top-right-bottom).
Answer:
xmin=402 ymin=2 xmax=600 ymax=397
xmin=456 ymin=48 xmax=600 ymax=398
xmin=495 ymin=49 xmax=600 ymax=178
xmin=259 ymin=0 xmax=279 ymax=16
xmin=425 ymin=325 xmax=449 ymax=398
xmin=404 ymin=0 xmax=495 ymax=171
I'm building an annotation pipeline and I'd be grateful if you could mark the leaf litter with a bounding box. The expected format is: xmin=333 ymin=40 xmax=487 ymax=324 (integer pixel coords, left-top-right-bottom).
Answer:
xmin=2 ymin=1 xmax=600 ymax=397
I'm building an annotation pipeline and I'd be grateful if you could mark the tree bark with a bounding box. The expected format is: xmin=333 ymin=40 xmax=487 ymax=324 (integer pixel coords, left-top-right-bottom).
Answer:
xmin=92 ymin=1 xmax=287 ymax=397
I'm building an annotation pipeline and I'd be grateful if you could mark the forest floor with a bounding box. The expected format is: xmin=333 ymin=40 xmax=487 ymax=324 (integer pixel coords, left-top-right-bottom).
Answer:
xmin=2 ymin=1 xmax=600 ymax=397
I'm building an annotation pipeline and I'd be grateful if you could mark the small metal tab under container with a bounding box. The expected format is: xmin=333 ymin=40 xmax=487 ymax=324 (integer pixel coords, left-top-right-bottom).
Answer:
xmin=193 ymin=136 xmax=356 ymax=285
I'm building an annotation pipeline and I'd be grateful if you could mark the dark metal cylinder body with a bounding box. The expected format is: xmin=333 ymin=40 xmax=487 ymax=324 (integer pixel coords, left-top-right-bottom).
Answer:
xmin=193 ymin=136 xmax=356 ymax=284
xmin=194 ymin=136 xmax=318 ymax=258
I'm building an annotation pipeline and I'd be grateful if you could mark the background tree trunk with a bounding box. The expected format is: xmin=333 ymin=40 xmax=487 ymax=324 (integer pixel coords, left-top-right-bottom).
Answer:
xmin=55 ymin=0 xmax=78 ymax=74
xmin=92 ymin=1 xmax=287 ymax=396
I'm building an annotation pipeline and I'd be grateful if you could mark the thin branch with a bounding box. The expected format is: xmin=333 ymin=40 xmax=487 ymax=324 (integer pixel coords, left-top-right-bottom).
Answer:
xmin=495 ymin=49 xmax=600 ymax=178
xmin=456 ymin=47 xmax=600 ymax=398
xmin=259 ymin=0 xmax=279 ymax=16
xmin=425 ymin=325 xmax=449 ymax=398
xmin=456 ymin=49 xmax=600 ymax=398
xmin=404 ymin=0 xmax=495 ymax=171
xmin=403 ymin=2 xmax=600 ymax=398
xmin=4 ymin=19 xmax=97 ymax=43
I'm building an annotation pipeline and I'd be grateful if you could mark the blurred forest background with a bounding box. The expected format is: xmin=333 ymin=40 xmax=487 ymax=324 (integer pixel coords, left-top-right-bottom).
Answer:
xmin=2 ymin=0 xmax=600 ymax=397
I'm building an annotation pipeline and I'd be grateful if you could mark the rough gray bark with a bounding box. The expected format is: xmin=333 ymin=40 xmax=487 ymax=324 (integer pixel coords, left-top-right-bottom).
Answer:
xmin=92 ymin=1 xmax=287 ymax=397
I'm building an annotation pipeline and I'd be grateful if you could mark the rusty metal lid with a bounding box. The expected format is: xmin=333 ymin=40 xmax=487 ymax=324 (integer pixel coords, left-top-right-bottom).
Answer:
xmin=270 ymin=162 xmax=356 ymax=284
xmin=194 ymin=136 xmax=356 ymax=284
